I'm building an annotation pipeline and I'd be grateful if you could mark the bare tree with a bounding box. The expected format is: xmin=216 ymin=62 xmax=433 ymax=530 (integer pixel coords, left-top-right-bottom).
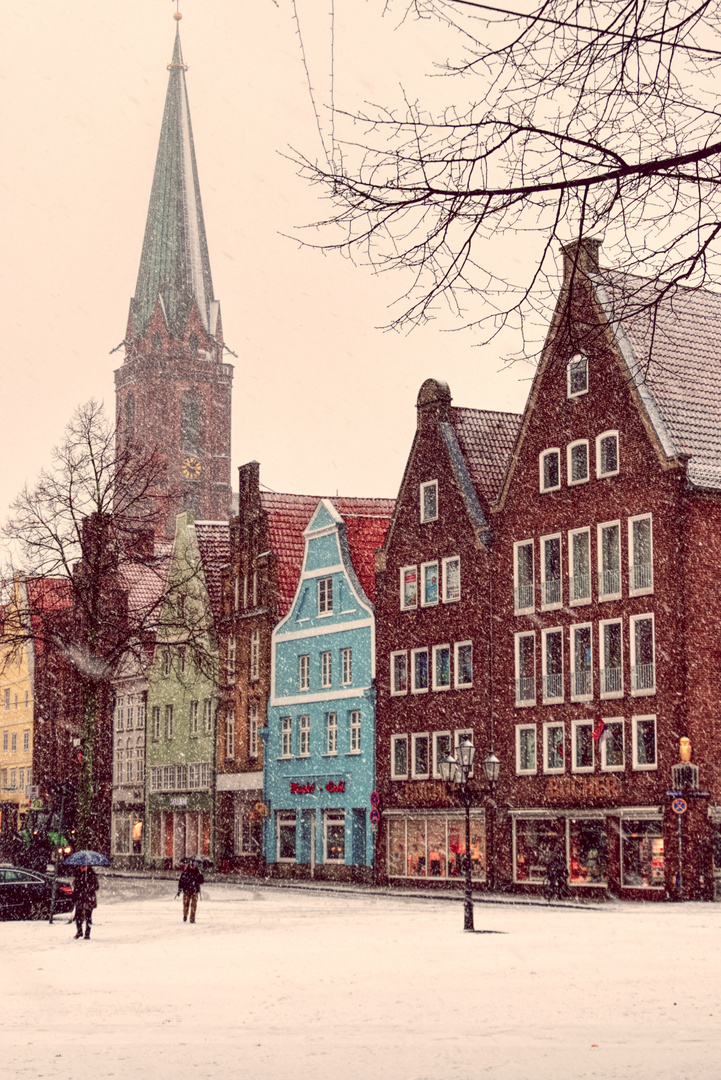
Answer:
xmin=298 ymin=0 xmax=721 ymax=355
xmin=1 ymin=402 xmax=216 ymax=850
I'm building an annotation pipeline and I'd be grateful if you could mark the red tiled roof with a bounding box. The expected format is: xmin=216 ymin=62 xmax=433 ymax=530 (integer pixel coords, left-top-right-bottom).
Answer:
xmin=260 ymin=494 xmax=394 ymax=615
xmin=449 ymin=407 xmax=522 ymax=504
xmin=195 ymin=522 xmax=231 ymax=617
xmin=24 ymin=577 xmax=73 ymax=655
xmin=595 ymin=270 xmax=721 ymax=488
xmin=117 ymin=544 xmax=171 ymax=621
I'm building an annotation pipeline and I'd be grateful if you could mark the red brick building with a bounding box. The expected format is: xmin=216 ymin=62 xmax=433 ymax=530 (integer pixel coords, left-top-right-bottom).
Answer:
xmin=374 ymin=380 xmax=519 ymax=887
xmin=490 ymin=238 xmax=721 ymax=901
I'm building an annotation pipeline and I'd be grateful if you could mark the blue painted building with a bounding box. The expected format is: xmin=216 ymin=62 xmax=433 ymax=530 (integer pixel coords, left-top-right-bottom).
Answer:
xmin=262 ymin=497 xmax=393 ymax=881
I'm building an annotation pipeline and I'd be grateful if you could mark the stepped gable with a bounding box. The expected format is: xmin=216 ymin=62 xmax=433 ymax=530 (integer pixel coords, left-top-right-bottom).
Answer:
xmin=449 ymin=407 xmax=523 ymax=505
xmin=260 ymin=494 xmax=394 ymax=615
xmin=593 ymin=270 xmax=721 ymax=490
xmin=195 ymin=522 xmax=230 ymax=617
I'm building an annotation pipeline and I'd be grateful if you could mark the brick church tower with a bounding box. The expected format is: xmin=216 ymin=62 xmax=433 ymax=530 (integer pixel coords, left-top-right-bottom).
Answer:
xmin=115 ymin=24 xmax=233 ymax=537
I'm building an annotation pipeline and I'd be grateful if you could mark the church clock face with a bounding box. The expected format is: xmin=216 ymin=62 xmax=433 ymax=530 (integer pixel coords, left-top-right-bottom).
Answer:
xmin=182 ymin=456 xmax=202 ymax=480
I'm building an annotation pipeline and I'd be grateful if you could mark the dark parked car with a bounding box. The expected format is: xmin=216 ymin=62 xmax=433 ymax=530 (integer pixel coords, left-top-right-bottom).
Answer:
xmin=0 ymin=867 xmax=74 ymax=920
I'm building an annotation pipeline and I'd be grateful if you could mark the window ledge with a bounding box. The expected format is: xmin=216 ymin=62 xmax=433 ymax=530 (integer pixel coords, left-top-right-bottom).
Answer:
xmin=345 ymin=751 xmax=362 ymax=757
xmin=630 ymin=688 xmax=656 ymax=698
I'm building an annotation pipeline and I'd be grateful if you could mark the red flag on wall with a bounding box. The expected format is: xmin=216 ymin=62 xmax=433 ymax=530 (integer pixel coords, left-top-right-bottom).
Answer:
xmin=591 ymin=717 xmax=606 ymax=742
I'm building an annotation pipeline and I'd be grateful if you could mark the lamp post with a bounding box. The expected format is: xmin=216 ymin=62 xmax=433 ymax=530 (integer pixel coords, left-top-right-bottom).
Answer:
xmin=482 ymin=752 xmax=501 ymax=894
xmin=439 ymin=738 xmax=476 ymax=932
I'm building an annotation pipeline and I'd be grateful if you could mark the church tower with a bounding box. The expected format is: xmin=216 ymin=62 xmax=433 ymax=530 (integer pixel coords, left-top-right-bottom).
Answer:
xmin=115 ymin=21 xmax=233 ymax=536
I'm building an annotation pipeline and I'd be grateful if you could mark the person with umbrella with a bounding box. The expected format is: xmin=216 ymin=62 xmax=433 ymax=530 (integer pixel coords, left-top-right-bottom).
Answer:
xmin=63 ymin=851 xmax=108 ymax=939
xmin=176 ymin=859 xmax=204 ymax=923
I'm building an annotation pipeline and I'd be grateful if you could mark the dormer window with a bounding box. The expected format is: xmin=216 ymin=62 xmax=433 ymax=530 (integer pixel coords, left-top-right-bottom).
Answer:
xmin=567 ymin=353 xmax=588 ymax=397
xmin=420 ymin=480 xmax=438 ymax=523
xmin=567 ymin=440 xmax=589 ymax=485
xmin=539 ymin=449 xmax=561 ymax=493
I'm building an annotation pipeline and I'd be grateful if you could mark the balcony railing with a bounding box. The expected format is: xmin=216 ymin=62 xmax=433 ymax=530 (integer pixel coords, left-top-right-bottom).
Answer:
xmin=570 ymin=574 xmax=591 ymax=602
xmin=542 ymin=673 xmax=563 ymax=701
xmin=600 ymin=667 xmax=622 ymax=695
xmin=515 ymin=676 xmax=535 ymax=703
xmin=631 ymin=663 xmax=655 ymax=692
xmin=598 ymin=569 xmax=620 ymax=597
xmin=571 ymin=669 xmax=592 ymax=697
xmin=541 ymin=578 xmax=561 ymax=606
xmin=630 ymin=562 xmax=653 ymax=592
xmin=514 ymin=583 xmax=534 ymax=610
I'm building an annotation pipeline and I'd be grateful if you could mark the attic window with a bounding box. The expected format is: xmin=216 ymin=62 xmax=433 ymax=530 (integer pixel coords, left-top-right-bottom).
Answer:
xmin=420 ymin=480 xmax=438 ymax=523
xmin=567 ymin=353 xmax=589 ymax=398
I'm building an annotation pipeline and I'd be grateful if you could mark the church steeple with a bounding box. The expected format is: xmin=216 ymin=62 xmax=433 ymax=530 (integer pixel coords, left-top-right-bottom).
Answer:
xmin=130 ymin=27 xmax=219 ymax=341
xmin=115 ymin=19 xmax=233 ymax=538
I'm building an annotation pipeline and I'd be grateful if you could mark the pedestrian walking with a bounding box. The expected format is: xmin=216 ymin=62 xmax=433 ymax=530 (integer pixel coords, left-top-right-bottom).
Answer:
xmin=73 ymin=866 xmax=99 ymax=939
xmin=177 ymin=863 xmax=204 ymax=923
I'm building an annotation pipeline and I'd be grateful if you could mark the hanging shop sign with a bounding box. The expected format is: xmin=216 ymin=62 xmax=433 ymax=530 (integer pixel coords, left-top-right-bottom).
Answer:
xmin=546 ymin=775 xmax=621 ymax=801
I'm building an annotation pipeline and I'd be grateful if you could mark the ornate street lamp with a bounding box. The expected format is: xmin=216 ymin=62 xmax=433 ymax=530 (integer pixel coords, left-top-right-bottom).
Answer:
xmin=482 ymin=752 xmax=501 ymax=893
xmin=440 ymin=737 xmax=476 ymax=932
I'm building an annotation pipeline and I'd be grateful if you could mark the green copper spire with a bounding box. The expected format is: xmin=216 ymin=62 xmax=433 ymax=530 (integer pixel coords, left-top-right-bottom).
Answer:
xmin=131 ymin=27 xmax=219 ymax=339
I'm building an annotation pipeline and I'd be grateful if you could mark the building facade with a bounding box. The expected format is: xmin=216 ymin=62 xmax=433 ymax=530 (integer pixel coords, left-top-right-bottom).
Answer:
xmin=263 ymin=497 xmax=392 ymax=881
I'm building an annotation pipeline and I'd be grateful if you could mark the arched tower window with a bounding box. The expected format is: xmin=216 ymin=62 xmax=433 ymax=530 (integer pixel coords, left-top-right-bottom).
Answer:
xmin=181 ymin=389 xmax=205 ymax=453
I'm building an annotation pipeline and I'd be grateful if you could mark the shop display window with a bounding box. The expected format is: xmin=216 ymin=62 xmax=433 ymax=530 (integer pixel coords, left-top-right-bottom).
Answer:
xmin=277 ymin=812 xmax=297 ymax=861
xmin=324 ymin=811 xmax=346 ymax=862
xmin=386 ymin=814 xmax=486 ymax=880
xmin=568 ymin=819 xmax=607 ymax=884
xmin=621 ymin=819 xmax=664 ymax=888
xmin=514 ymin=818 xmax=564 ymax=882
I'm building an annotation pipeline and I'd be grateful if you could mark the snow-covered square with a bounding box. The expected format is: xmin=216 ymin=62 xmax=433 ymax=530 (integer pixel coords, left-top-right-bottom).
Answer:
xmin=4 ymin=878 xmax=721 ymax=1080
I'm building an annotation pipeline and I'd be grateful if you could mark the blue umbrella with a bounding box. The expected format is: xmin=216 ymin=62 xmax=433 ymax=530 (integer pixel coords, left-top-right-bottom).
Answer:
xmin=62 ymin=850 xmax=110 ymax=867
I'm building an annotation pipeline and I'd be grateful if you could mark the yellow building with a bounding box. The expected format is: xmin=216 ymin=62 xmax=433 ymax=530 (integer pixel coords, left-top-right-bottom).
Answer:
xmin=0 ymin=579 xmax=35 ymax=844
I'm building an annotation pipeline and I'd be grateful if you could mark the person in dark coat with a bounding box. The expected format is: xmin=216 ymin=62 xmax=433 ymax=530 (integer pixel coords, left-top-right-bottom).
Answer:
xmin=176 ymin=864 xmax=204 ymax=923
xmin=73 ymin=866 xmax=99 ymax=939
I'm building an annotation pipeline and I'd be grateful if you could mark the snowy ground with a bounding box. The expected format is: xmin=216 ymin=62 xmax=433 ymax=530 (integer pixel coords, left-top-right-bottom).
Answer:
xmin=4 ymin=878 xmax=721 ymax=1080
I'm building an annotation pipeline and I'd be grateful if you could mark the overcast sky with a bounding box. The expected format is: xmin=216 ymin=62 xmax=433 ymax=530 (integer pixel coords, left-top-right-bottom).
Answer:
xmin=2 ymin=0 xmax=540 ymax=518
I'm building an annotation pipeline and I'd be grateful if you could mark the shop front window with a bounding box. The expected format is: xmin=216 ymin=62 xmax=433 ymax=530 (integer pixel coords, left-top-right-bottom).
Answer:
xmin=387 ymin=815 xmax=486 ymax=880
xmin=114 ymin=816 xmax=131 ymax=855
xmin=621 ymin=819 xmax=664 ymax=888
xmin=277 ymin=812 xmax=297 ymax=861
xmin=132 ymin=818 xmax=143 ymax=855
xmin=568 ymin=819 xmax=607 ymax=884
xmin=324 ymin=811 xmax=346 ymax=862
xmin=514 ymin=818 xmax=565 ymax=882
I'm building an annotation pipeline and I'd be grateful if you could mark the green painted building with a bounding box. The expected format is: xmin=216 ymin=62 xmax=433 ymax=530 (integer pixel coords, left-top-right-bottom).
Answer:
xmin=144 ymin=513 xmax=229 ymax=868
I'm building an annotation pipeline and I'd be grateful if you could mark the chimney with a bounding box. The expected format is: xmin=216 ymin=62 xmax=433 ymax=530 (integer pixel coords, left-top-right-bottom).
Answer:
xmin=561 ymin=237 xmax=602 ymax=281
xmin=238 ymin=461 xmax=261 ymax=519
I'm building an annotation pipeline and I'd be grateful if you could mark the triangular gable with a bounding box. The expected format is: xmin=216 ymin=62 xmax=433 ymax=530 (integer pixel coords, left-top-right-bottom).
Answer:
xmin=304 ymin=498 xmax=343 ymax=536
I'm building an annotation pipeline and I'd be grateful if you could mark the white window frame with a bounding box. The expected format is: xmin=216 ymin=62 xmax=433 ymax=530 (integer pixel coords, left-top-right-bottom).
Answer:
xmin=411 ymin=647 xmax=430 ymax=694
xmin=326 ymin=711 xmax=338 ymax=755
xmin=567 ymin=439 xmax=590 ymax=486
xmin=597 ymin=520 xmax=622 ymax=601
xmin=442 ymin=556 xmax=461 ymax=603
xmin=299 ymin=654 xmax=310 ymax=691
xmin=400 ymin=565 xmax=418 ymax=611
xmin=341 ymin=648 xmax=352 ymax=686
xmin=165 ymin=704 xmax=174 ymax=740
xmin=190 ymin=700 xmax=199 ymax=737
xmin=421 ymin=561 xmax=440 ymax=608
xmin=280 ymin=716 xmax=292 ymax=759
xmin=513 ymin=539 xmax=535 ymax=614
xmin=543 ymin=721 xmax=566 ymax=774
xmin=628 ymin=514 xmax=654 ymax=596
xmin=596 ymin=430 xmax=620 ymax=479
xmin=630 ymin=613 xmax=656 ymax=696
xmin=321 ymin=651 xmax=332 ymax=688
xmin=390 ymin=651 xmax=408 ymax=696
xmin=432 ymin=644 xmax=451 ymax=692
xmin=539 ymin=448 xmax=561 ymax=493
xmin=568 ymin=527 xmax=592 ymax=606
xmin=227 ymin=636 xmax=237 ymax=683
xmin=567 ymin=352 xmax=589 ymax=398
xmin=203 ymin=698 xmax=213 ymax=735
xmin=541 ymin=627 xmax=564 ymax=704
xmin=318 ymin=576 xmax=333 ymax=615
xmin=249 ymin=628 xmax=260 ymax=682
xmin=514 ymin=630 xmax=536 ymax=706
xmin=600 ymin=717 xmax=625 ymax=772
xmin=411 ymin=732 xmax=430 ymax=779
xmin=248 ymin=702 xmax=259 ymax=758
xmin=632 ymin=714 xmax=658 ymax=771
xmin=391 ymin=734 xmax=409 ymax=780
xmin=454 ymin=641 xmax=473 ymax=689
xmin=432 ymin=731 xmax=452 ymax=779
xmin=570 ymin=622 xmax=593 ymax=702
xmin=515 ymin=724 xmax=537 ymax=775
xmin=571 ymin=719 xmax=595 ymax=774
xmin=540 ymin=533 xmax=562 ymax=610
xmin=420 ymin=480 xmax=438 ymax=523
xmin=226 ymin=709 xmax=235 ymax=760
xmin=298 ymin=714 xmax=310 ymax=757
xmin=348 ymin=710 xmax=361 ymax=754
xmin=152 ymin=706 xmax=160 ymax=741
xmin=599 ymin=618 xmax=624 ymax=699
xmin=277 ymin=811 xmax=297 ymax=862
